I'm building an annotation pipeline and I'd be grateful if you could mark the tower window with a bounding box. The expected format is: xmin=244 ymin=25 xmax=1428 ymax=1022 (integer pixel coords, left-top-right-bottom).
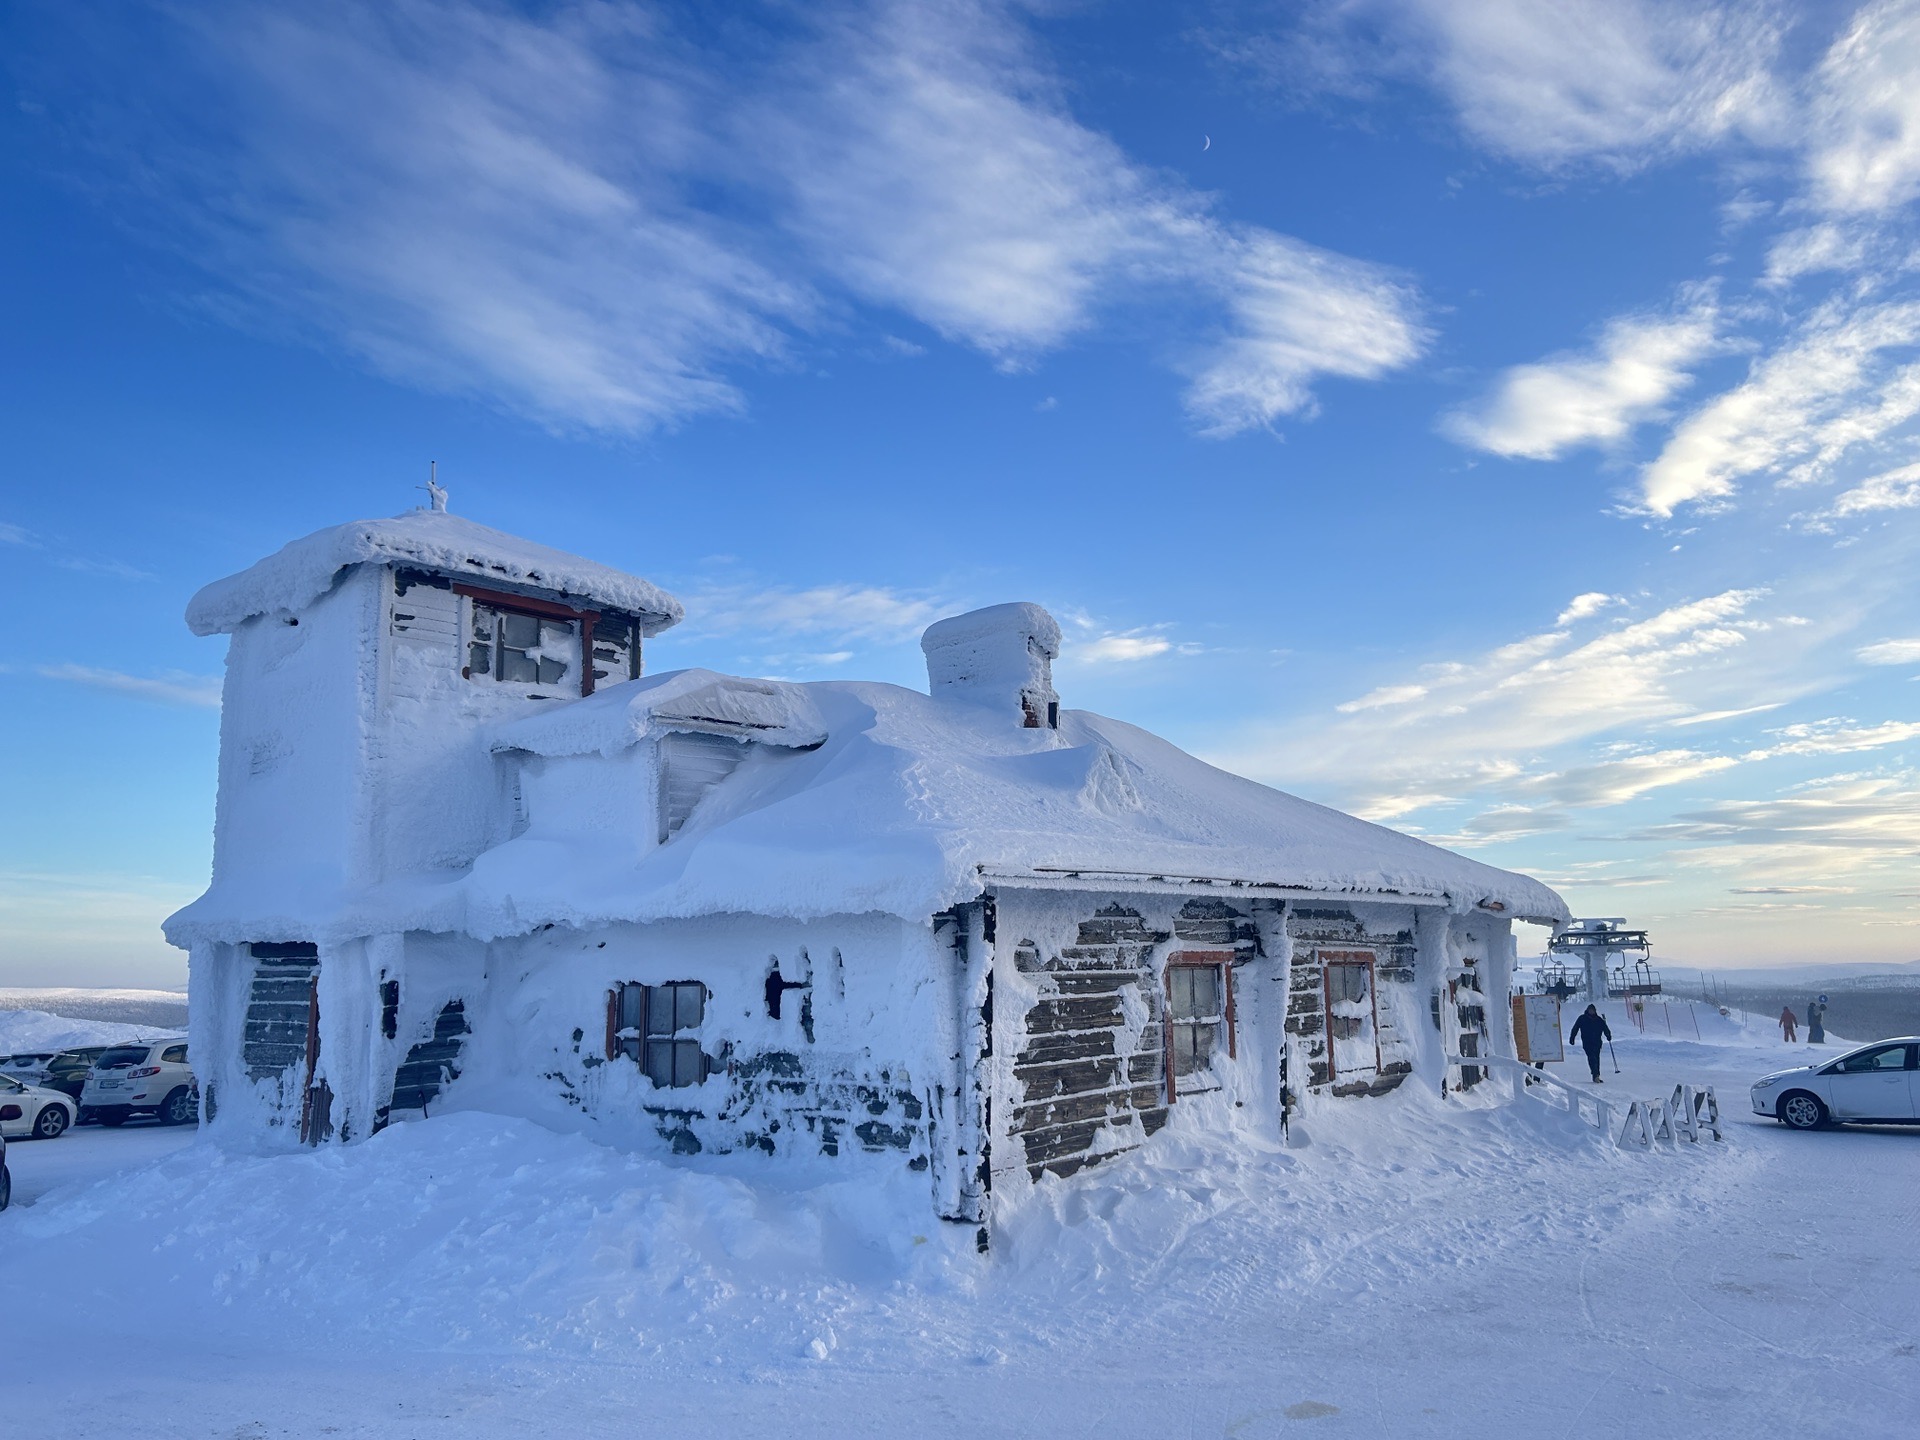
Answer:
xmin=467 ymin=600 xmax=577 ymax=689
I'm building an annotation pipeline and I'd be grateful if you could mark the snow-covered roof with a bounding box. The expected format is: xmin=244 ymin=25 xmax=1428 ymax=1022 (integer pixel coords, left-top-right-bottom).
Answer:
xmin=491 ymin=669 xmax=827 ymax=757
xmin=166 ymin=673 xmax=1569 ymax=945
xmin=186 ymin=509 xmax=684 ymax=637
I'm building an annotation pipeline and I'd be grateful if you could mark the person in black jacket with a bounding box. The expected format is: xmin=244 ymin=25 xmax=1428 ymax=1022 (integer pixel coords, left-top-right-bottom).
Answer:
xmin=1569 ymin=1005 xmax=1612 ymax=1082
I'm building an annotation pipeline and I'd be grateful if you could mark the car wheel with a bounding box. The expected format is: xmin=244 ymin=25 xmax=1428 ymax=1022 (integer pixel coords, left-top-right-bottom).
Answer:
xmin=98 ymin=1109 xmax=129 ymax=1127
xmin=1779 ymin=1092 xmax=1827 ymax=1130
xmin=32 ymin=1104 xmax=69 ymax=1140
xmin=0 ymin=1163 xmax=10 ymax=1211
xmin=159 ymin=1087 xmax=195 ymax=1127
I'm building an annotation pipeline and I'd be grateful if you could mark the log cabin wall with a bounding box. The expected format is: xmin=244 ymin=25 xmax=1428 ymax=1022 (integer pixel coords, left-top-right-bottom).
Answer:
xmin=993 ymin=893 xmax=1264 ymax=1184
xmin=1283 ymin=905 xmax=1420 ymax=1098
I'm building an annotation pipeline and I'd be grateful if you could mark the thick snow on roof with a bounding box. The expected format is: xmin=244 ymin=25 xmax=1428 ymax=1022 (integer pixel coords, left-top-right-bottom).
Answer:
xmin=186 ymin=509 xmax=684 ymax=637
xmin=492 ymin=669 xmax=828 ymax=756
xmin=168 ymin=675 xmax=1566 ymax=945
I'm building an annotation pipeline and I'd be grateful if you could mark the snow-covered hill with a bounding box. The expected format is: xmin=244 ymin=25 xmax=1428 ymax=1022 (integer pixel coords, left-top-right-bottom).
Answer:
xmin=0 ymin=999 xmax=1913 ymax=1438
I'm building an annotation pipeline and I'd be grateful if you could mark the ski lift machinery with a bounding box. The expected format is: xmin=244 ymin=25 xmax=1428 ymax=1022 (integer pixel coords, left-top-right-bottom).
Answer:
xmin=1544 ymin=918 xmax=1662 ymax=1001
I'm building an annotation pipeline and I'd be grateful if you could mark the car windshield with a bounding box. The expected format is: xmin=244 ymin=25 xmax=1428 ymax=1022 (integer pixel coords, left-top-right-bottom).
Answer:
xmin=95 ymin=1046 xmax=151 ymax=1070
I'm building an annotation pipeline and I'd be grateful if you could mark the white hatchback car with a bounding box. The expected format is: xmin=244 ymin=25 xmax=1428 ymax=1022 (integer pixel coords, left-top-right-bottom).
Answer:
xmin=0 ymin=1074 xmax=77 ymax=1139
xmin=79 ymin=1040 xmax=197 ymax=1127
xmin=1751 ymin=1037 xmax=1920 ymax=1129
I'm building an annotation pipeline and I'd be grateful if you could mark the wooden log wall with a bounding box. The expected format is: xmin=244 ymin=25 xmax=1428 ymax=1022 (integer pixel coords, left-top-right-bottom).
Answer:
xmin=1009 ymin=899 xmax=1262 ymax=1181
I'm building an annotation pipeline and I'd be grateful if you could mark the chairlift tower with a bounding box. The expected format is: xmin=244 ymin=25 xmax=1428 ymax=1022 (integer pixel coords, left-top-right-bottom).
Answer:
xmin=1548 ymin=918 xmax=1660 ymax=1005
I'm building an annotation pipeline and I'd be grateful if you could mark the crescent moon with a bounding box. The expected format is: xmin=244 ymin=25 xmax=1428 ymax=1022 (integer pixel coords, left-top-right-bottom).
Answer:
xmin=1203 ymin=135 xmax=1211 ymax=151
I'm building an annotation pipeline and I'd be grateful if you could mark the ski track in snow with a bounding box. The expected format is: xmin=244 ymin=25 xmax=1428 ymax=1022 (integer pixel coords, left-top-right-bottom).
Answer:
xmin=2 ymin=1008 xmax=1915 ymax=1438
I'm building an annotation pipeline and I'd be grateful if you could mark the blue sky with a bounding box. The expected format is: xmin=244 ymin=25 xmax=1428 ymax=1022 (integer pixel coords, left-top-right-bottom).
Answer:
xmin=3 ymin=0 xmax=1918 ymax=987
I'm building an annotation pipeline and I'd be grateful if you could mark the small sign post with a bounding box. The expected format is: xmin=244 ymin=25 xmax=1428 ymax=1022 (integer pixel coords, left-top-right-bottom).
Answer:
xmin=1512 ymin=994 xmax=1564 ymax=1064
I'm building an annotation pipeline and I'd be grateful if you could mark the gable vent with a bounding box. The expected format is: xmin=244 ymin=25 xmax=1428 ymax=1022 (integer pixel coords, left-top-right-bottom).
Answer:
xmin=659 ymin=730 xmax=748 ymax=841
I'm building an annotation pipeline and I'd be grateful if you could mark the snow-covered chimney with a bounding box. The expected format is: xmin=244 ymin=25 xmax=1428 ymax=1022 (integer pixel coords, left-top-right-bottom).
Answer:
xmin=921 ymin=602 xmax=1061 ymax=729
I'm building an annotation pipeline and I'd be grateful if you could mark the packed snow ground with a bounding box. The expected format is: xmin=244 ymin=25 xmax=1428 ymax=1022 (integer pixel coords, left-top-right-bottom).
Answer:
xmin=2 ymin=1002 xmax=1914 ymax=1438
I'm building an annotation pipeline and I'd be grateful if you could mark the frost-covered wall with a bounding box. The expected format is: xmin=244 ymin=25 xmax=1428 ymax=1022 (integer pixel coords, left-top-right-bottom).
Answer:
xmin=450 ymin=912 xmax=949 ymax=1175
xmin=211 ymin=567 xmax=380 ymax=908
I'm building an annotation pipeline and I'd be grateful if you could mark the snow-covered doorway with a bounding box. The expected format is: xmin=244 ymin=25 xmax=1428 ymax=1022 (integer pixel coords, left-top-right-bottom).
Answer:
xmin=1320 ymin=951 xmax=1382 ymax=1086
xmin=388 ymin=1000 xmax=470 ymax=1116
xmin=240 ymin=942 xmax=325 ymax=1139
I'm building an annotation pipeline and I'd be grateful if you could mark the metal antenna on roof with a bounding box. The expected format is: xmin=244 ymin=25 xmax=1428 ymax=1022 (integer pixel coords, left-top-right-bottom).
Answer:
xmin=421 ymin=460 xmax=449 ymax=513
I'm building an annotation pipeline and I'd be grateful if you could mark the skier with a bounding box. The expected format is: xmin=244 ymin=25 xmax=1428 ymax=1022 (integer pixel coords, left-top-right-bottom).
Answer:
xmin=1779 ymin=1006 xmax=1798 ymax=1043
xmin=1569 ymin=1004 xmax=1612 ymax=1082
xmin=1808 ymin=1000 xmax=1827 ymax=1045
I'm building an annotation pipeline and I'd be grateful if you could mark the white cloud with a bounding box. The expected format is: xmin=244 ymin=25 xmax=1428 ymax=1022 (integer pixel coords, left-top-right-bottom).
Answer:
xmin=1664 ymin=770 xmax=1920 ymax=852
xmin=1805 ymin=0 xmax=1920 ymax=214
xmin=1639 ymin=298 xmax=1920 ymax=515
xmin=672 ymin=580 xmax=947 ymax=645
xmin=1858 ymin=638 xmax=1920 ymax=665
xmin=1761 ymin=221 xmax=1874 ymax=286
xmin=54 ymin=0 xmax=1422 ymax=437
xmin=1221 ymin=587 xmax=1782 ymax=812
xmin=1075 ymin=632 xmax=1174 ymax=664
xmin=40 ymin=665 xmax=223 ymax=708
xmin=1336 ymin=683 xmax=1429 ymax=714
xmin=761 ymin=3 xmax=1425 ymax=435
xmin=1445 ymin=303 xmax=1720 ymax=459
xmin=1235 ymin=0 xmax=1785 ymax=173
xmin=1754 ymin=717 xmax=1920 ymax=755
xmin=0 ymin=523 xmax=33 ymax=546
xmin=1182 ymin=230 xmax=1427 ymax=435
xmin=1816 ymin=462 xmax=1920 ymax=525
xmin=1556 ymin=592 xmax=1621 ymax=625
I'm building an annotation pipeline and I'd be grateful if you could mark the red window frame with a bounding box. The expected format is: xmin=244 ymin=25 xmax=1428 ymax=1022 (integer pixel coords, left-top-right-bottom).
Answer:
xmin=1162 ymin=949 xmax=1237 ymax=1103
xmin=454 ymin=582 xmax=601 ymax=696
xmin=1318 ymin=949 xmax=1383 ymax=1081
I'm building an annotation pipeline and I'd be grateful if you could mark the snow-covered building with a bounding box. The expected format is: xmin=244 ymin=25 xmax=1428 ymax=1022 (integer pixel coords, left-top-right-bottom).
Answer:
xmin=166 ymin=504 xmax=1568 ymax=1239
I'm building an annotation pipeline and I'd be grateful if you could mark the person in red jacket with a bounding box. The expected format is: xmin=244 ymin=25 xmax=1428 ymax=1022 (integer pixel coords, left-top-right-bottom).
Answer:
xmin=1779 ymin=1006 xmax=1798 ymax=1043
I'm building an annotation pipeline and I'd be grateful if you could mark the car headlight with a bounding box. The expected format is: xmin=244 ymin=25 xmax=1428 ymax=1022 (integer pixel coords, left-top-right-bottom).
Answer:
xmin=1752 ymin=1077 xmax=1780 ymax=1089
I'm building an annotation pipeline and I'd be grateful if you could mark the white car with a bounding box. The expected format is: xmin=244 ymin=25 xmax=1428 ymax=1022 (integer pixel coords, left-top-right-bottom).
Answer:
xmin=1751 ymin=1036 xmax=1920 ymax=1129
xmin=79 ymin=1040 xmax=197 ymax=1127
xmin=0 ymin=1074 xmax=77 ymax=1140
xmin=0 ymin=1052 xmax=58 ymax=1084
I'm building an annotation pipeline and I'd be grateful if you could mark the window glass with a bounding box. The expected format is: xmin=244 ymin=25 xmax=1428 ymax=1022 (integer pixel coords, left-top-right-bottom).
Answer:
xmin=644 ymin=1037 xmax=707 ymax=1089
xmin=1839 ymin=1044 xmax=1908 ymax=1073
xmin=1168 ymin=963 xmax=1227 ymax=1081
xmin=616 ymin=982 xmax=708 ymax=1086
xmin=1328 ymin=963 xmax=1371 ymax=1004
xmin=96 ymin=1046 xmax=148 ymax=1069
xmin=161 ymin=1044 xmax=187 ymax=1064
xmin=469 ymin=601 xmax=576 ymax=689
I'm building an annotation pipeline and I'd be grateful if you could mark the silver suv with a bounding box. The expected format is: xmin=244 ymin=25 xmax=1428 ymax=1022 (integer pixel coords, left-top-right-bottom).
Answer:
xmin=79 ymin=1041 xmax=197 ymax=1127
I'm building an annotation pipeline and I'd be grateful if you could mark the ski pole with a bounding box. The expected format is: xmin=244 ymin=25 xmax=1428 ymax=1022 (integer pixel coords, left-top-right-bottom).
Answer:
xmin=1607 ymin=1036 xmax=1621 ymax=1074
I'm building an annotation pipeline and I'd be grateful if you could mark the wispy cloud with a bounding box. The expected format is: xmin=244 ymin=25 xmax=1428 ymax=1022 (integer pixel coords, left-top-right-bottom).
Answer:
xmin=56 ymin=556 xmax=156 ymax=582
xmin=1444 ymin=301 xmax=1718 ymax=459
xmin=40 ymin=0 xmax=1423 ymax=438
xmin=1811 ymin=462 xmax=1920 ymax=528
xmin=1639 ymin=297 xmax=1920 ymax=516
xmin=1075 ymin=631 xmax=1174 ymax=664
xmin=0 ymin=523 xmax=34 ymax=547
xmin=1858 ymin=638 xmax=1920 ymax=665
xmin=673 ymin=580 xmax=947 ymax=646
xmin=1223 ymin=0 xmax=1786 ymax=174
xmin=39 ymin=664 xmax=223 ymax=708
xmin=1804 ymin=0 xmax=1920 ymax=214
